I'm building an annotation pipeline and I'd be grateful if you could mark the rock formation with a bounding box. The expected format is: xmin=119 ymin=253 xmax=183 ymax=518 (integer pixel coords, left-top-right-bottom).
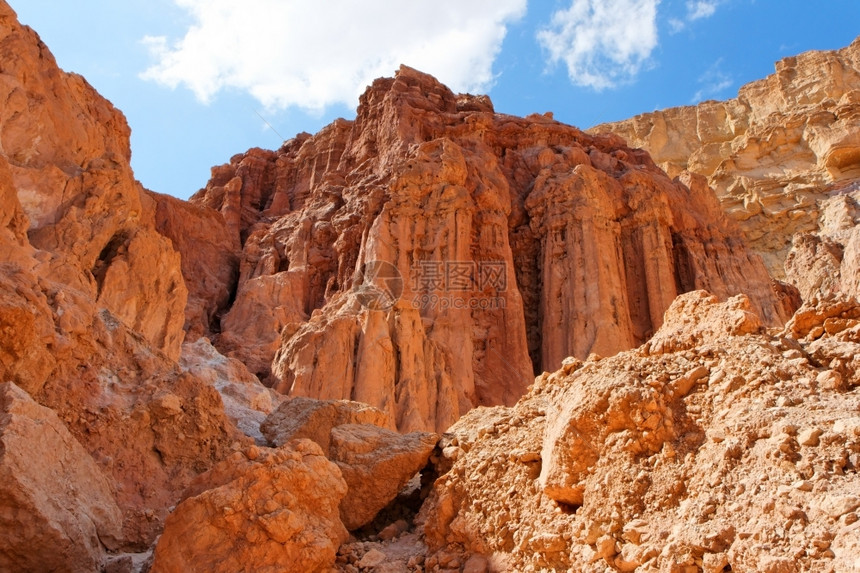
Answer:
xmin=2 ymin=2 xmax=857 ymax=570
xmin=0 ymin=0 xmax=247 ymax=552
xmin=418 ymin=291 xmax=860 ymax=572
xmin=150 ymin=440 xmax=349 ymax=573
xmin=190 ymin=65 xmax=788 ymax=434
xmin=0 ymin=2 xmax=188 ymax=360
xmin=261 ymin=397 xmax=438 ymax=530
xmin=784 ymin=187 xmax=860 ymax=302
xmin=591 ymin=37 xmax=860 ymax=283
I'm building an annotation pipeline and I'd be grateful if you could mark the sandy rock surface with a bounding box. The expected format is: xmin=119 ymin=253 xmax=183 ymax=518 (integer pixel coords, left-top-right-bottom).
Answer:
xmin=418 ymin=292 xmax=860 ymax=572
xmin=150 ymin=440 xmax=348 ymax=573
xmin=593 ymin=38 xmax=860 ymax=281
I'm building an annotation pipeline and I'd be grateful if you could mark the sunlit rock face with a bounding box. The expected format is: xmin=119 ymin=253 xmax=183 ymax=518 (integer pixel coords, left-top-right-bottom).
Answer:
xmin=592 ymin=37 xmax=860 ymax=283
xmin=191 ymin=65 xmax=786 ymax=433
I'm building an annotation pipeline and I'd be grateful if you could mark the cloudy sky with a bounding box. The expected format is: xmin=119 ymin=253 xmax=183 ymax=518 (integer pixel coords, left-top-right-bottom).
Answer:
xmin=12 ymin=0 xmax=860 ymax=199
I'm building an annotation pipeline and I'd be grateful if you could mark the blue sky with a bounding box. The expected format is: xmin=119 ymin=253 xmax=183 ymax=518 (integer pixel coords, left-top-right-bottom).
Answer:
xmin=11 ymin=1 xmax=860 ymax=200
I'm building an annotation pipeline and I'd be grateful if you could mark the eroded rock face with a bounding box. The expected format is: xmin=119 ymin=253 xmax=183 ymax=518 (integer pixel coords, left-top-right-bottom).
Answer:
xmin=149 ymin=191 xmax=240 ymax=341
xmin=180 ymin=337 xmax=281 ymax=445
xmin=4 ymin=2 xmax=853 ymax=570
xmin=592 ymin=37 xmax=860 ymax=281
xmin=194 ymin=65 xmax=786 ymax=433
xmin=150 ymin=440 xmax=348 ymax=573
xmin=0 ymin=2 xmax=245 ymax=550
xmin=784 ymin=188 xmax=860 ymax=302
xmin=419 ymin=291 xmax=860 ymax=572
xmin=0 ymin=382 xmax=123 ymax=573
xmin=0 ymin=1 xmax=187 ymax=360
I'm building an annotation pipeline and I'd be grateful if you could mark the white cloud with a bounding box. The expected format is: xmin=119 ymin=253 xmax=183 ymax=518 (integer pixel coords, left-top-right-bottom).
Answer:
xmin=686 ymin=0 xmax=719 ymax=20
xmin=537 ymin=0 xmax=660 ymax=90
xmin=691 ymin=58 xmax=732 ymax=102
xmin=668 ymin=18 xmax=686 ymax=33
xmin=671 ymin=0 xmax=723 ymax=32
xmin=141 ymin=0 xmax=526 ymax=111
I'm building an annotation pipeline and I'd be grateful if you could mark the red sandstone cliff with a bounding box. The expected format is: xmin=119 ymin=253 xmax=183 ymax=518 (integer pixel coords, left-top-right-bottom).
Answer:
xmin=3 ymin=2 xmax=849 ymax=570
xmin=0 ymin=2 xmax=244 ymax=554
xmin=186 ymin=66 xmax=789 ymax=432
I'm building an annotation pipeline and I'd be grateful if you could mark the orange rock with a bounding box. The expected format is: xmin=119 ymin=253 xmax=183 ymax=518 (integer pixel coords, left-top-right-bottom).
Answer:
xmin=261 ymin=396 xmax=437 ymax=529
xmin=592 ymin=38 xmax=860 ymax=281
xmin=0 ymin=382 xmax=123 ymax=572
xmin=329 ymin=423 xmax=438 ymax=530
xmin=421 ymin=291 xmax=860 ymax=572
xmin=193 ymin=66 xmax=785 ymax=432
xmin=180 ymin=338 xmax=281 ymax=444
xmin=0 ymin=2 xmax=187 ymax=360
xmin=148 ymin=190 xmax=240 ymax=341
xmin=150 ymin=440 xmax=348 ymax=573
xmin=261 ymin=396 xmax=390 ymax=451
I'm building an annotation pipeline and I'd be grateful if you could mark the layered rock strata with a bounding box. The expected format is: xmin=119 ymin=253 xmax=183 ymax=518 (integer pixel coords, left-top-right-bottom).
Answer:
xmin=592 ymin=37 xmax=860 ymax=281
xmin=192 ymin=66 xmax=788 ymax=433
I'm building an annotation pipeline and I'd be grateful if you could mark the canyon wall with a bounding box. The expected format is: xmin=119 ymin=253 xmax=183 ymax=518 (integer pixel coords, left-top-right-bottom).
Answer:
xmin=0 ymin=2 xmax=251 ymax=552
xmin=591 ymin=37 xmax=860 ymax=287
xmin=189 ymin=66 xmax=789 ymax=433
xmin=1 ymin=2 xmax=858 ymax=571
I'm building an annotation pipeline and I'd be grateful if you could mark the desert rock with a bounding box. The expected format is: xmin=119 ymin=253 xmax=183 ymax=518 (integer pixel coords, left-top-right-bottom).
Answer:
xmin=3 ymin=3 xmax=858 ymax=571
xmin=194 ymin=65 xmax=787 ymax=433
xmin=0 ymin=382 xmax=123 ymax=573
xmin=148 ymin=191 xmax=240 ymax=342
xmin=261 ymin=396 xmax=390 ymax=451
xmin=261 ymin=397 xmax=437 ymax=530
xmin=592 ymin=37 xmax=860 ymax=281
xmin=0 ymin=3 xmax=249 ymax=548
xmin=180 ymin=337 xmax=282 ymax=444
xmin=0 ymin=2 xmax=189 ymax=360
xmin=330 ymin=423 xmax=438 ymax=530
xmin=150 ymin=440 xmax=348 ymax=573
xmin=419 ymin=291 xmax=860 ymax=572
xmin=784 ymin=188 xmax=860 ymax=301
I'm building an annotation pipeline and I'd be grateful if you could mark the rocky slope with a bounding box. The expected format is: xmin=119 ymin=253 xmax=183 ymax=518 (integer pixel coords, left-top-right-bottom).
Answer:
xmin=1 ymin=1 xmax=857 ymax=571
xmin=188 ymin=65 xmax=789 ymax=434
xmin=0 ymin=2 xmax=250 ymax=555
xmin=415 ymin=291 xmax=860 ymax=573
xmin=591 ymin=37 xmax=860 ymax=288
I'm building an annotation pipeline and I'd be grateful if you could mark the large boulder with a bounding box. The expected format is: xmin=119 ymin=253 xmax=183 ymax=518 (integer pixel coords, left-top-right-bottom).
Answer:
xmin=0 ymin=382 xmax=123 ymax=573
xmin=261 ymin=397 xmax=438 ymax=530
xmin=150 ymin=440 xmax=348 ymax=573
xmin=331 ymin=423 xmax=438 ymax=530
xmin=261 ymin=396 xmax=390 ymax=451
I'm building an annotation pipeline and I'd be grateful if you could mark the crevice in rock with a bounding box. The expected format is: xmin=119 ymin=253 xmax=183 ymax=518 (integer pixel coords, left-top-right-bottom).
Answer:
xmin=91 ymin=230 xmax=129 ymax=296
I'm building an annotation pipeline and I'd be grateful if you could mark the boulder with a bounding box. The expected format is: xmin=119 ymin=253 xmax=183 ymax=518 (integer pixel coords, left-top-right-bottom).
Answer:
xmin=150 ymin=440 xmax=348 ymax=573
xmin=0 ymin=382 xmax=122 ymax=573
xmin=261 ymin=396 xmax=390 ymax=451
xmin=330 ymin=423 xmax=438 ymax=530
